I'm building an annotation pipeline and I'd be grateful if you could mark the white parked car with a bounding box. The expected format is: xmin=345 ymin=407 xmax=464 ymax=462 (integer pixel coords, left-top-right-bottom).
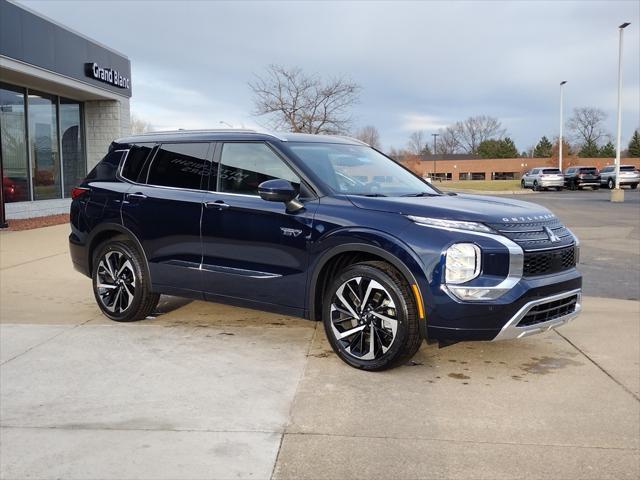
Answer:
xmin=599 ymin=165 xmax=639 ymax=189
xmin=521 ymin=168 xmax=564 ymax=191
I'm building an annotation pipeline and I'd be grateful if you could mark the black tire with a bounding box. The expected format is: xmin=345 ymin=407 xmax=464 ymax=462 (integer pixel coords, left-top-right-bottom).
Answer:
xmin=520 ymin=180 xmax=526 ymax=189
xmin=322 ymin=261 xmax=422 ymax=371
xmin=533 ymin=181 xmax=539 ymax=191
xmin=92 ymin=239 xmax=159 ymax=322
xmin=556 ymin=187 xmax=564 ymax=191
xmin=630 ymin=184 xmax=638 ymax=190
xmin=593 ymin=186 xmax=600 ymax=191
xmin=608 ymin=178 xmax=615 ymax=189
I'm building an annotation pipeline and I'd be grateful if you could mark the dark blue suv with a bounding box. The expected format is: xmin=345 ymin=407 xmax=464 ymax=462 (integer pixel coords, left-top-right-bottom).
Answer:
xmin=69 ymin=130 xmax=582 ymax=370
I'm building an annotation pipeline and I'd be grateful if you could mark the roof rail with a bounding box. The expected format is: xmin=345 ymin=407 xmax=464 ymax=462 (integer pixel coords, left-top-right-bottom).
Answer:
xmin=133 ymin=128 xmax=258 ymax=136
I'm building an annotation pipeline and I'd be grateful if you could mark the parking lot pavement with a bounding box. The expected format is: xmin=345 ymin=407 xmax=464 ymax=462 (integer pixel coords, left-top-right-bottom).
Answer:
xmin=1 ymin=218 xmax=639 ymax=479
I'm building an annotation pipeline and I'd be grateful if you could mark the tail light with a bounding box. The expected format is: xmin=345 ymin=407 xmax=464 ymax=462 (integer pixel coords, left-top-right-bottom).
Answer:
xmin=71 ymin=187 xmax=89 ymax=199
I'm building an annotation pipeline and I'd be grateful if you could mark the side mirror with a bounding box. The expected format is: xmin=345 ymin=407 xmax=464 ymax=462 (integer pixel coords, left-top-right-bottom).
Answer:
xmin=258 ymin=179 xmax=304 ymax=213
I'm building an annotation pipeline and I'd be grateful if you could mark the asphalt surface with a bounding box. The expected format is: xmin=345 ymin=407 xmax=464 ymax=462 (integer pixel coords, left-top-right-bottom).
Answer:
xmin=504 ymin=188 xmax=640 ymax=301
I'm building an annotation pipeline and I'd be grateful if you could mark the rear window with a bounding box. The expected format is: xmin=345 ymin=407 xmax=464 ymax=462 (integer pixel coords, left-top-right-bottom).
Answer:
xmin=121 ymin=144 xmax=155 ymax=182
xmin=146 ymin=143 xmax=210 ymax=190
xmin=578 ymin=167 xmax=597 ymax=174
xmin=621 ymin=166 xmax=637 ymax=172
xmin=542 ymin=169 xmax=561 ymax=174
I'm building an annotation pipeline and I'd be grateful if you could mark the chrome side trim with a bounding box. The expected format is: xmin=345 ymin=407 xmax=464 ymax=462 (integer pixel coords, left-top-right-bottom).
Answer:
xmin=493 ymin=288 xmax=582 ymax=341
xmin=201 ymin=263 xmax=282 ymax=279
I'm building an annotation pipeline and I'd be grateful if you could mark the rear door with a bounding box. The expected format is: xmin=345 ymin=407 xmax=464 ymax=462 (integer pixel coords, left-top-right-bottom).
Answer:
xmin=121 ymin=142 xmax=212 ymax=294
xmin=200 ymin=141 xmax=318 ymax=311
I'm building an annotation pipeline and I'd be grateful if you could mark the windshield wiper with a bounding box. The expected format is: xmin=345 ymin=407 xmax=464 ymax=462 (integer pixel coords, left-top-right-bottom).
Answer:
xmin=401 ymin=192 xmax=437 ymax=197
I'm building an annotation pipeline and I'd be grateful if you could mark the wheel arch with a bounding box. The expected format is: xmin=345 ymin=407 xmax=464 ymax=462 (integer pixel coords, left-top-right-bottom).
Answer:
xmin=308 ymin=241 xmax=425 ymax=322
xmin=86 ymin=223 xmax=150 ymax=279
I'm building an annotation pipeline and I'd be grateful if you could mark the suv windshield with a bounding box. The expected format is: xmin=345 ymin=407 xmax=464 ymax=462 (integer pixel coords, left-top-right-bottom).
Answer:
xmin=289 ymin=142 xmax=438 ymax=196
xmin=542 ymin=169 xmax=561 ymax=174
xmin=621 ymin=166 xmax=637 ymax=171
xmin=578 ymin=167 xmax=597 ymax=174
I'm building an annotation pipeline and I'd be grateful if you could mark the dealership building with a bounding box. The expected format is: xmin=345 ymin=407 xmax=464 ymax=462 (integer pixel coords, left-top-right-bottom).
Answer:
xmin=0 ymin=0 xmax=131 ymax=221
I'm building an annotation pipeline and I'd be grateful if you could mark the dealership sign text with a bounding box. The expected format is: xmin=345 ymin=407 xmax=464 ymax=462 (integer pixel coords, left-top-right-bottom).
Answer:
xmin=85 ymin=62 xmax=130 ymax=89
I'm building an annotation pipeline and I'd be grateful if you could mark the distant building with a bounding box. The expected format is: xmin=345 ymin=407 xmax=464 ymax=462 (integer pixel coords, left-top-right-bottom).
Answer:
xmin=398 ymin=153 xmax=640 ymax=182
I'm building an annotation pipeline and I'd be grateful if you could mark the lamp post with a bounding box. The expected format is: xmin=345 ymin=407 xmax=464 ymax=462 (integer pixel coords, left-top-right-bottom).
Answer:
xmin=431 ymin=133 xmax=439 ymax=179
xmin=611 ymin=22 xmax=630 ymax=203
xmin=559 ymin=80 xmax=567 ymax=172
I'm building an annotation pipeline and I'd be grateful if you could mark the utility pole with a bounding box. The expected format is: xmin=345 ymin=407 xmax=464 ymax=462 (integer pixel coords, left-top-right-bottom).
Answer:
xmin=559 ymin=81 xmax=567 ymax=171
xmin=431 ymin=133 xmax=439 ymax=179
xmin=611 ymin=22 xmax=630 ymax=203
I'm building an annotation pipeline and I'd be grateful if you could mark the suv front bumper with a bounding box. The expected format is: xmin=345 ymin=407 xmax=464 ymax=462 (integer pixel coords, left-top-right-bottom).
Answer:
xmin=492 ymin=288 xmax=581 ymax=340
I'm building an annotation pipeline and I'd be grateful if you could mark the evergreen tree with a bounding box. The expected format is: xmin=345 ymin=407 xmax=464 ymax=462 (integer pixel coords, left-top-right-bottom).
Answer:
xmin=501 ymin=137 xmax=519 ymax=158
xmin=533 ymin=136 xmax=553 ymax=157
xmin=578 ymin=139 xmax=600 ymax=157
xmin=477 ymin=137 xmax=519 ymax=158
xmin=599 ymin=141 xmax=615 ymax=157
xmin=629 ymin=130 xmax=640 ymax=157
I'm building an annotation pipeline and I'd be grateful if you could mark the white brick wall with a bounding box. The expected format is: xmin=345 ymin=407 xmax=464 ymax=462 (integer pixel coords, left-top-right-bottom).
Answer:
xmin=84 ymin=98 xmax=131 ymax=170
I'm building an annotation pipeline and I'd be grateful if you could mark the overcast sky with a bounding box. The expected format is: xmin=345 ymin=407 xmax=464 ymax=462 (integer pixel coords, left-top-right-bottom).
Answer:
xmin=21 ymin=0 xmax=640 ymax=151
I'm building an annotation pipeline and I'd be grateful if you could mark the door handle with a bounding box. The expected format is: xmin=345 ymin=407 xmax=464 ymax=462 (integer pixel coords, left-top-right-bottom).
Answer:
xmin=204 ymin=200 xmax=230 ymax=209
xmin=126 ymin=192 xmax=147 ymax=200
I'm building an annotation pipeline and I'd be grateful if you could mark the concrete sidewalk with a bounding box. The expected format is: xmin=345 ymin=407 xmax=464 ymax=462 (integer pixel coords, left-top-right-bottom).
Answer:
xmin=1 ymin=225 xmax=639 ymax=479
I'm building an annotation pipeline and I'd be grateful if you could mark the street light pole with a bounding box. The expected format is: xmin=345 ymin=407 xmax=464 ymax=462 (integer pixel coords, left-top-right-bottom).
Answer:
xmin=612 ymin=22 xmax=630 ymax=203
xmin=559 ymin=81 xmax=567 ymax=172
xmin=431 ymin=133 xmax=439 ymax=179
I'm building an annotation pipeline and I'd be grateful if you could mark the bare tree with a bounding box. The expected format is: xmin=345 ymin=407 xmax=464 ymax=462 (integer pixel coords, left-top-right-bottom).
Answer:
xmin=354 ymin=125 xmax=381 ymax=149
xmin=386 ymin=146 xmax=411 ymax=160
xmin=407 ymin=130 xmax=430 ymax=155
xmin=567 ymin=107 xmax=609 ymax=147
xmin=249 ymin=65 xmax=361 ymax=134
xmin=130 ymin=114 xmax=153 ymax=135
xmin=451 ymin=115 xmax=506 ymax=154
xmin=436 ymin=126 xmax=462 ymax=154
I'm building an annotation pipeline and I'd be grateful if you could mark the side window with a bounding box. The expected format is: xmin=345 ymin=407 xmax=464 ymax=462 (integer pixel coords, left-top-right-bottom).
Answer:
xmin=120 ymin=143 xmax=155 ymax=182
xmin=219 ymin=142 xmax=300 ymax=195
xmin=531 ymin=169 xmax=538 ymax=174
xmin=147 ymin=143 xmax=210 ymax=190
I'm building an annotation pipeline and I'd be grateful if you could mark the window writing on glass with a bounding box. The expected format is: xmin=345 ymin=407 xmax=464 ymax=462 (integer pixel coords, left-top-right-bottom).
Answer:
xmin=147 ymin=143 xmax=210 ymax=190
xmin=219 ymin=143 xmax=300 ymax=195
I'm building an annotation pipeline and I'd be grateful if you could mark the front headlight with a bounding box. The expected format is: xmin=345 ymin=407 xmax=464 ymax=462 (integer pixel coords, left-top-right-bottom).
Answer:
xmin=445 ymin=243 xmax=481 ymax=284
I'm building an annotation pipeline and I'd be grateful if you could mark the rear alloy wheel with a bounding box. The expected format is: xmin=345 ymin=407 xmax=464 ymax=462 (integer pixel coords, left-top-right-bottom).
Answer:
xmin=323 ymin=261 xmax=422 ymax=371
xmin=92 ymin=240 xmax=159 ymax=322
xmin=608 ymin=178 xmax=615 ymax=189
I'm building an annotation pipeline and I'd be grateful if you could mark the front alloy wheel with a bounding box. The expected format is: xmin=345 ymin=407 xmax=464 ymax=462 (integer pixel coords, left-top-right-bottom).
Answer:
xmin=323 ymin=261 xmax=422 ymax=370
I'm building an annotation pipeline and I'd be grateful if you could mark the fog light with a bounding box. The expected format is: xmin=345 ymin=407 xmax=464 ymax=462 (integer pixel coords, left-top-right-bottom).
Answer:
xmin=445 ymin=243 xmax=481 ymax=284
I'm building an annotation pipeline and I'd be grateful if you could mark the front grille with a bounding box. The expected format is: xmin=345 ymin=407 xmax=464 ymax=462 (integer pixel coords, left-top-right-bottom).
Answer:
xmin=517 ymin=294 xmax=578 ymax=327
xmin=523 ymin=245 xmax=577 ymax=277
xmin=487 ymin=218 xmax=574 ymax=250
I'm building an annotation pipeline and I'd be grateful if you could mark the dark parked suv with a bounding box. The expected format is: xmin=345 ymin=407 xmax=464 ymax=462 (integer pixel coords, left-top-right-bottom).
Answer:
xmin=69 ymin=130 xmax=582 ymax=370
xmin=563 ymin=166 xmax=600 ymax=190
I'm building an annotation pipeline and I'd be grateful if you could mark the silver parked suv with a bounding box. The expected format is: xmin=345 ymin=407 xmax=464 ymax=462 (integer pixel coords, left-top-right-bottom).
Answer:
xmin=599 ymin=165 xmax=639 ymax=189
xmin=521 ymin=167 xmax=564 ymax=191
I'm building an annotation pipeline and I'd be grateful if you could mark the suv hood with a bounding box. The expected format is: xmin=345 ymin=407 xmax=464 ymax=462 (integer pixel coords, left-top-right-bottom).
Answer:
xmin=347 ymin=193 xmax=555 ymax=224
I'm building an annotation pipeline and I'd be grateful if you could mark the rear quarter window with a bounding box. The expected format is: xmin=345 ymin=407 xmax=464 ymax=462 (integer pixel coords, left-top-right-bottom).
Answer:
xmin=121 ymin=143 xmax=156 ymax=182
xmin=85 ymin=149 xmax=127 ymax=181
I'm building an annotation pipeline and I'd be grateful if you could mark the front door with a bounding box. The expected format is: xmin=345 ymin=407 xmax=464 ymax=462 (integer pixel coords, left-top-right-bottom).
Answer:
xmin=121 ymin=142 xmax=212 ymax=294
xmin=200 ymin=142 xmax=317 ymax=311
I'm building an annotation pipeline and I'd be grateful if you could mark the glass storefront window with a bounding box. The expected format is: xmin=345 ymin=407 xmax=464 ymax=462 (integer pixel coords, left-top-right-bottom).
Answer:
xmin=0 ymin=83 xmax=30 ymax=202
xmin=60 ymin=99 xmax=85 ymax=197
xmin=28 ymin=91 xmax=61 ymax=200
